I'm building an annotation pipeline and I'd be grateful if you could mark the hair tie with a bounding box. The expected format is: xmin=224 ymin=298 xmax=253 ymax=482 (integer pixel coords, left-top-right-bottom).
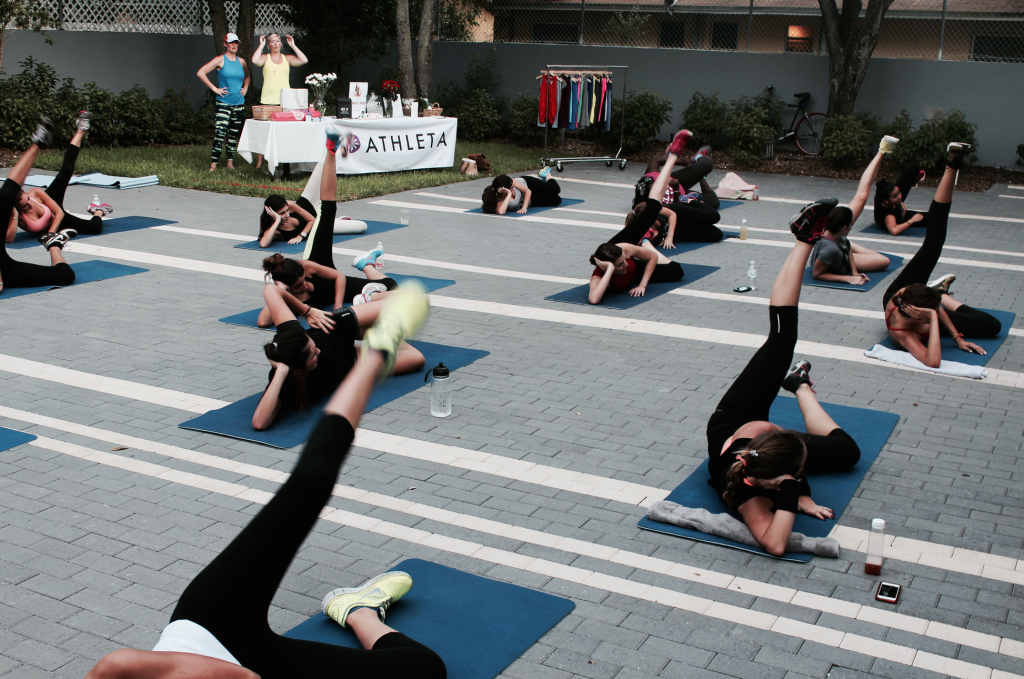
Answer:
xmin=735 ymin=454 xmax=748 ymax=468
xmin=749 ymin=449 xmax=758 ymax=457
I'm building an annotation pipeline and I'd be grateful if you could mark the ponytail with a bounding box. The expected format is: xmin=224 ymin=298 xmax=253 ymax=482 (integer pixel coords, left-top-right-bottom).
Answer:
xmin=720 ymin=430 xmax=805 ymax=507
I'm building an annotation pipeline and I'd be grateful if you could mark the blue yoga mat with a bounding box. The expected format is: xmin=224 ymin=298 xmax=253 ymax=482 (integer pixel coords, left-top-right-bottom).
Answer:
xmin=876 ymin=307 xmax=1015 ymax=366
xmin=233 ymin=221 xmax=406 ymax=253
xmin=659 ymin=230 xmax=739 ymax=255
xmin=718 ymin=199 xmax=743 ymax=210
xmin=285 ymin=559 xmax=574 ymax=679
xmin=637 ymin=396 xmax=899 ymax=562
xmin=545 ymin=263 xmax=719 ymax=310
xmin=9 ymin=216 xmax=177 ymax=248
xmin=218 ymin=274 xmax=455 ymax=330
xmin=859 ymin=220 xmax=925 ymax=236
xmin=22 ymin=172 xmax=158 ymax=190
xmin=179 ymin=341 xmax=489 ymax=448
xmin=802 ymin=253 xmax=905 ymax=293
xmin=0 ymin=260 xmax=148 ymax=299
xmin=465 ymin=197 xmax=584 ymax=216
xmin=0 ymin=427 xmax=36 ymax=453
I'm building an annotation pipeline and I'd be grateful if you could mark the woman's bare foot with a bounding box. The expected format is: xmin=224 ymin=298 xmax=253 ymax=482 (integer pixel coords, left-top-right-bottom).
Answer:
xmin=209 ymin=163 xmax=217 ymax=172
xmin=227 ymin=160 xmax=235 ymax=170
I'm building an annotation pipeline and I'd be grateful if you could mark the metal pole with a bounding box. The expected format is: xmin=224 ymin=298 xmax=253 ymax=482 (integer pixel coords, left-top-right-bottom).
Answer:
xmin=57 ymin=0 xmax=64 ymax=28
xmin=937 ymin=0 xmax=948 ymax=60
xmin=617 ymin=66 xmax=627 ymax=159
xmin=436 ymin=0 xmax=441 ymax=41
xmin=745 ymin=0 xmax=754 ymax=52
xmin=578 ymin=0 xmax=586 ymax=46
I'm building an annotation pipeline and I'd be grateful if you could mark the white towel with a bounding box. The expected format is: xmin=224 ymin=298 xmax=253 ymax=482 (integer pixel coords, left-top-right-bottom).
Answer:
xmin=864 ymin=344 xmax=988 ymax=379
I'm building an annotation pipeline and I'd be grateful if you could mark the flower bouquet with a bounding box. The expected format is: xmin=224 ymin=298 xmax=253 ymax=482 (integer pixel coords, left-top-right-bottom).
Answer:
xmin=381 ymin=79 xmax=400 ymax=117
xmin=304 ymin=72 xmax=337 ymax=114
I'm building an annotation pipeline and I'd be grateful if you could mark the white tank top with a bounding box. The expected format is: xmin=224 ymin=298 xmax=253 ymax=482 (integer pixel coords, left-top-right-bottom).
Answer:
xmin=152 ymin=620 xmax=241 ymax=665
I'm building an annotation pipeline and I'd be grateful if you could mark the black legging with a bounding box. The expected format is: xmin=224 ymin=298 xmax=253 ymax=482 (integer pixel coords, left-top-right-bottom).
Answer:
xmin=39 ymin=144 xmax=103 ymax=236
xmin=171 ymin=415 xmax=446 ymax=679
xmin=0 ymin=179 xmax=75 ymax=288
xmin=706 ymin=305 xmax=860 ymax=480
xmin=881 ymin=199 xmax=1001 ymax=338
xmin=875 ymin=166 xmax=927 ymax=231
xmin=520 ymin=175 xmax=561 ymax=208
xmin=305 ymin=199 xmax=398 ymax=306
xmin=610 ymin=196 xmax=723 ymax=246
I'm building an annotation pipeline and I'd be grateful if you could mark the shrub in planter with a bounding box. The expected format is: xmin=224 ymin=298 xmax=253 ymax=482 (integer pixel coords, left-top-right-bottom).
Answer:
xmin=821 ymin=113 xmax=878 ymax=166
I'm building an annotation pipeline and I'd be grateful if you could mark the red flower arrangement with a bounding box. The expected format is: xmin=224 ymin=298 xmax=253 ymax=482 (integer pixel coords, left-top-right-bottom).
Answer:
xmin=381 ymin=80 xmax=400 ymax=102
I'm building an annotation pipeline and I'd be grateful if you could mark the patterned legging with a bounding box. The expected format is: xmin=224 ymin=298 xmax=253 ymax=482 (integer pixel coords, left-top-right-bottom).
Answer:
xmin=211 ymin=103 xmax=246 ymax=163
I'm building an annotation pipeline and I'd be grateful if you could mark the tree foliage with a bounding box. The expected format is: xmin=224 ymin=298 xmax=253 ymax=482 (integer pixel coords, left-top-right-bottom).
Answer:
xmin=0 ymin=0 xmax=56 ymax=73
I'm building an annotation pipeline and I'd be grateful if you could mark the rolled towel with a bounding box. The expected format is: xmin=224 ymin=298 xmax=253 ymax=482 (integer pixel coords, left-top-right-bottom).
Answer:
xmin=864 ymin=344 xmax=987 ymax=379
xmin=647 ymin=501 xmax=840 ymax=558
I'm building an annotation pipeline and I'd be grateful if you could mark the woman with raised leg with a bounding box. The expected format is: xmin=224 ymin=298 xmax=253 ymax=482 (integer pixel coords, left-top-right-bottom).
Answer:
xmin=704 ymin=216 xmax=861 ymax=557
xmin=6 ymin=111 xmax=110 ymax=245
xmin=252 ymin=127 xmax=424 ymax=431
xmin=880 ymin=143 xmax=999 ymax=368
xmin=85 ymin=286 xmax=446 ymax=679
xmin=0 ymin=118 xmax=77 ymax=295
xmin=809 ymin=142 xmax=893 ymax=285
xmin=256 ymin=135 xmax=399 ymax=330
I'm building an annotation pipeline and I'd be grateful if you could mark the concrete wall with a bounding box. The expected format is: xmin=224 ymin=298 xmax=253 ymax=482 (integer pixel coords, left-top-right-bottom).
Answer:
xmin=1 ymin=30 xmax=313 ymax=108
xmin=420 ymin=42 xmax=1024 ymax=168
xmin=5 ymin=31 xmax=1023 ymax=167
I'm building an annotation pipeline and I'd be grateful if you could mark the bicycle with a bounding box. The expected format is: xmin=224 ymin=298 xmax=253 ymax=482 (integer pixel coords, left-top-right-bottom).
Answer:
xmin=765 ymin=85 xmax=827 ymax=156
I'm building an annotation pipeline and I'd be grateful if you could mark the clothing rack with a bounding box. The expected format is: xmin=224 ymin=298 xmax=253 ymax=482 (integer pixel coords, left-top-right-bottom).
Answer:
xmin=540 ymin=64 xmax=628 ymax=171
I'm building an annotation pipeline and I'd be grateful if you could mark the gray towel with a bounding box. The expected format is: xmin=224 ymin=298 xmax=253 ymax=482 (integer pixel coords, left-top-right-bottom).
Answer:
xmin=647 ymin=501 xmax=840 ymax=558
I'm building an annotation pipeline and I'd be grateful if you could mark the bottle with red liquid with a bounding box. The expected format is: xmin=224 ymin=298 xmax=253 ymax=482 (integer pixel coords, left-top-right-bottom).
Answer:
xmin=865 ymin=518 xmax=885 ymax=575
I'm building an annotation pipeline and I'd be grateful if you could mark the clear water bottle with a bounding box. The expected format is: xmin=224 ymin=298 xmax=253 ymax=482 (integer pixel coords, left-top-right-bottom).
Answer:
xmin=865 ymin=518 xmax=885 ymax=575
xmin=425 ymin=362 xmax=451 ymax=418
xmin=746 ymin=261 xmax=757 ymax=289
xmin=377 ymin=241 xmax=384 ymax=254
xmin=93 ymin=194 xmax=100 ymax=207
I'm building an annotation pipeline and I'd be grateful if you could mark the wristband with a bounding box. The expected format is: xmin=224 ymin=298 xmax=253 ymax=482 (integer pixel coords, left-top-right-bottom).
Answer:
xmin=772 ymin=479 xmax=802 ymax=514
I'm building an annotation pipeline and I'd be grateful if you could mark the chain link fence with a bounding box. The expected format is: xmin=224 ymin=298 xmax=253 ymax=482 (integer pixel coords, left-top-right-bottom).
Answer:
xmin=35 ymin=0 xmax=291 ymax=35
xmin=453 ymin=0 xmax=1024 ymax=63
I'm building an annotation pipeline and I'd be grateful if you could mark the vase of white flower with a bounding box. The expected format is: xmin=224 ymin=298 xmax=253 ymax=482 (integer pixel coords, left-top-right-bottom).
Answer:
xmin=304 ymin=72 xmax=337 ymax=115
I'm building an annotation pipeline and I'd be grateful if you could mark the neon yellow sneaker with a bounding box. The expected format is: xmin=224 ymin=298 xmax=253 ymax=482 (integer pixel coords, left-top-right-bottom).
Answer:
xmin=322 ymin=571 xmax=413 ymax=628
xmin=360 ymin=280 xmax=429 ymax=376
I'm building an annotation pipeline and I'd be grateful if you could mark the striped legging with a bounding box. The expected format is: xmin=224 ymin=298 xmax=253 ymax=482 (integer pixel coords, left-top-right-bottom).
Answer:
xmin=211 ymin=102 xmax=246 ymax=163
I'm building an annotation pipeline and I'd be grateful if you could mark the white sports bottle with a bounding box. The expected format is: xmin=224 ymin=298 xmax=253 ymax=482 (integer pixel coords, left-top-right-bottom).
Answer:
xmin=747 ymin=261 xmax=757 ymax=287
xmin=425 ymin=363 xmax=451 ymax=418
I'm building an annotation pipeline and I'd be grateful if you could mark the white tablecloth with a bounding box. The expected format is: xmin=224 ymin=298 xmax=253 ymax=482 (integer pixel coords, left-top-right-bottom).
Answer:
xmin=236 ymin=117 xmax=458 ymax=176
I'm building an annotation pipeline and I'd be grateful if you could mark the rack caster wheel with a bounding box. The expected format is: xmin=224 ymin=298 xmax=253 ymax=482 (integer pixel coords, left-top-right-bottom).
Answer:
xmin=619 ymin=160 xmax=627 ymax=170
xmin=606 ymin=160 xmax=612 ymax=167
xmin=556 ymin=162 xmax=563 ymax=172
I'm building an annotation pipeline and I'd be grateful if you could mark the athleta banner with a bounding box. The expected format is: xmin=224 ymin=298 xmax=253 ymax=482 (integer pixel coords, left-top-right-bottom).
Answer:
xmin=343 ymin=117 xmax=458 ymax=175
xmin=237 ymin=117 xmax=458 ymax=176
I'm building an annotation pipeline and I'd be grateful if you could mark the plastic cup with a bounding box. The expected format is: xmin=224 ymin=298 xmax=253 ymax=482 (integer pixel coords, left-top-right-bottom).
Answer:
xmin=400 ymin=209 xmax=410 ymax=225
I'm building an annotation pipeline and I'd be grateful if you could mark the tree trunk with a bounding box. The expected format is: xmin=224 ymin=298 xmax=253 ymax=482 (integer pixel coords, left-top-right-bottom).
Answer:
xmin=395 ymin=0 xmax=418 ymax=99
xmin=237 ymin=0 xmax=256 ymax=94
xmin=208 ymin=0 xmax=228 ymax=55
xmin=817 ymin=0 xmax=893 ymax=117
xmin=415 ymin=0 xmax=438 ymax=99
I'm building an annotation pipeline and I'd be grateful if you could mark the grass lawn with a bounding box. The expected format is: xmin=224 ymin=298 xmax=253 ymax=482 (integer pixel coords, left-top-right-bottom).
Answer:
xmin=33 ymin=140 xmax=544 ymax=201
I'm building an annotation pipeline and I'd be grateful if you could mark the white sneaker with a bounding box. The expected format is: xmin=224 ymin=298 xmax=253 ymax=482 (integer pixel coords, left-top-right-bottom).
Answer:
xmin=352 ymin=282 xmax=389 ymax=306
xmin=879 ymin=135 xmax=899 ymax=155
xmin=927 ymin=273 xmax=956 ymax=295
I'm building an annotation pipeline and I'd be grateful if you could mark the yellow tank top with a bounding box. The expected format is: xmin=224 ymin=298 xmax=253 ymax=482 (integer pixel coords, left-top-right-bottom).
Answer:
xmin=260 ymin=54 xmax=290 ymax=105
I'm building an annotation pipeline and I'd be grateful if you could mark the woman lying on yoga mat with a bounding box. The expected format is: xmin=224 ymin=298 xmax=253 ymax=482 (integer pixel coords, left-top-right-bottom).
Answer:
xmin=258 ymin=154 xmax=369 ymax=247
xmin=881 ymin=143 xmax=999 ymax=368
xmin=252 ymin=128 xmax=424 ymax=430
xmin=86 ymin=287 xmax=447 ymax=679
xmin=587 ymin=132 xmax=691 ymax=305
xmin=705 ymin=225 xmax=861 ymax=557
xmin=875 ymin=159 xmax=929 ymax=236
xmin=633 ymin=142 xmax=723 ymax=244
xmin=809 ymin=144 xmax=892 ymax=285
xmin=0 ymin=119 xmax=78 ymax=295
xmin=481 ymin=173 xmax=561 ymax=215
xmin=257 ymin=136 xmax=399 ymax=329
xmin=5 ymin=112 xmax=111 ymax=245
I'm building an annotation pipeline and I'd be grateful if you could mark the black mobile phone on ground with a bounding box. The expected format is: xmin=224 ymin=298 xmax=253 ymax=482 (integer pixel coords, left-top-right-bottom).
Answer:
xmin=875 ymin=582 xmax=901 ymax=604
xmin=734 ymin=286 xmax=753 ymax=293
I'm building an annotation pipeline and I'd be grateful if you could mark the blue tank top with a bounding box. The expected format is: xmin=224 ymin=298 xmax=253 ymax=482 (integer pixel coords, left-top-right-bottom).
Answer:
xmin=217 ymin=55 xmax=245 ymax=105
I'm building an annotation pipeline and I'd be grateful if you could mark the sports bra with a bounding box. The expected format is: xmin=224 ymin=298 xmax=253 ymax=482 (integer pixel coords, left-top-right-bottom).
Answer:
xmin=20 ymin=196 xmax=53 ymax=233
xmin=885 ymin=305 xmax=929 ymax=343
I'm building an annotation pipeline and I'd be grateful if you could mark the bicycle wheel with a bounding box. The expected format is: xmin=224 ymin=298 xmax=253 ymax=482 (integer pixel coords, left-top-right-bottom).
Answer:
xmin=795 ymin=112 xmax=827 ymax=155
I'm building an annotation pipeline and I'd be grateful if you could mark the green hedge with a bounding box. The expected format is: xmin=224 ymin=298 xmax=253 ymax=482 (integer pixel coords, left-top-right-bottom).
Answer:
xmin=0 ymin=57 xmax=211 ymax=149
